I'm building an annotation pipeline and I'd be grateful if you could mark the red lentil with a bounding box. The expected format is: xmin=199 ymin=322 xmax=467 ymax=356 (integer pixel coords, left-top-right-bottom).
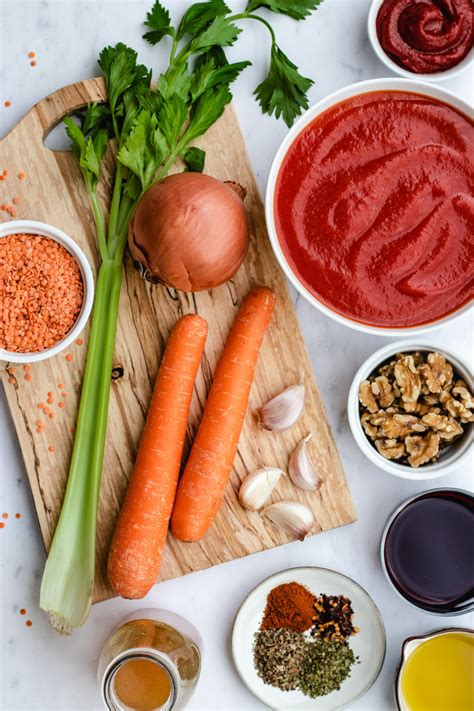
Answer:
xmin=2 ymin=513 xmax=8 ymax=519
xmin=48 ymin=412 xmax=55 ymax=419
xmin=36 ymin=420 xmax=43 ymax=427
xmin=4 ymin=101 xmax=11 ymax=108
xmin=58 ymin=382 xmax=65 ymax=389
xmin=0 ymin=522 xmax=4 ymax=529
xmin=47 ymin=397 xmax=54 ymax=404
xmin=17 ymin=172 xmax=26 ymax=180
xmin=75 ymin=337 xmax=83 ymax=345
xmin=8 ymin=377 xmax=15 ymax=384
xmin=7 ymin=367 xmax=15 ymax=374
xmin=65 ymin=354 xmax=73 ymax=362
xmin=3 ymin=170 xmax=8 ymax=177
xmin=0 ymin=234 xmax=83 ymax=353
xmin=61 ymin=391 xmax=67 ymax=398
xmin=30 ymin=61 xmax=37 ymax=67
xmin=24 ymin=373 xmax=32 ymax=381
xmin=37 ymin=402 xmax=45 ymax=409
xmin=13 ymin=196 xmax=20 ymax=205
xmin=15 ymin=513 xmax=21 ymax=519
xmin=58 ymin=401 xmax=65 ymax=408
xmin=44 ymin=407 xmax=51 ymax=415
xmin=20 ymin=608 xmax=26 ymax=615
xmin=48 ymin=444 xmax=56 ymax=452
xmin=28 ymin=51 xmax=36 ymax=58
xmin=26 ymin=620 xmax=33 ymax=627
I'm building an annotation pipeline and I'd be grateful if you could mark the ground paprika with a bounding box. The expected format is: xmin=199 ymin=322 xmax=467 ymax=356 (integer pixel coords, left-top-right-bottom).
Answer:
xmin=260 ymin=582 xmax=315 ymax=633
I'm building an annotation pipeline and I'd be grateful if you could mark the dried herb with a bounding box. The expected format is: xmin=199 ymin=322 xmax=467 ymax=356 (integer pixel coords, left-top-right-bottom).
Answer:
xmin=300 ymin=637 xmax=356 ymax=697
xmin=311 ymin=594 xmax=358 ymax=642
xmin=253 ymin=628 xmax=308 ymax=691
xmin=261 ymin=582 xmax=315 ymax=632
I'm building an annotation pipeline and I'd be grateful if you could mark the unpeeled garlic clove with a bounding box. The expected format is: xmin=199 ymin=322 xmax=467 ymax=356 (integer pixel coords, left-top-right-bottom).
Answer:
xmin=288 ymin=434 xmax=323 ymax=491
xmin=238 ymin=467 xmax=285 ymax=511
xmin=257 ymin=384 xmax=305 ymax=431
xmin=262 ymin=501 xmax=315 ymax=541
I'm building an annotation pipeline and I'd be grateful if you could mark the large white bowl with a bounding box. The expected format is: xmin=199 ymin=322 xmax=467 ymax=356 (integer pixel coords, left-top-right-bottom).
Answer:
xmin=368 ymin=0 xmax=474 ymax=82
xmin=347 ymin=341 xmax=473 ymax=480
xmin=265 ymin=78 xmax=473 ymax=336
xmin=0 ymin=220 xmax=94 ymax=363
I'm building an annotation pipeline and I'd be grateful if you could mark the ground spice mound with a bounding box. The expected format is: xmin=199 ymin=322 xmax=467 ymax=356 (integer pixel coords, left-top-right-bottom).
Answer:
xmin=261 ymin=582 xmax=315 ymax=632
xmin=0 ymin=233 xmax=83 ymax=353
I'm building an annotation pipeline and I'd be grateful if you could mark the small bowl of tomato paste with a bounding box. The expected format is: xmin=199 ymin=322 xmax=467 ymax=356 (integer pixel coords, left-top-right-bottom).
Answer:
xmin=265 ymin=78 xmax=473 ymax=336
xmin=368 ymin=0 xmax=474 ymax=81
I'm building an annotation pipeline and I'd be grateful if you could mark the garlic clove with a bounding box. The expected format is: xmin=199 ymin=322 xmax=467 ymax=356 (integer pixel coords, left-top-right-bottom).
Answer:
xmin=257 ymin=384 xmax=305 ymax=431
xmin=288 ymin=434 xmax=323 ymax=491
xmin=262 ymin=501 xmax=315 ymax=541
xmin=238 ymin=467 xmax=285 ymax=511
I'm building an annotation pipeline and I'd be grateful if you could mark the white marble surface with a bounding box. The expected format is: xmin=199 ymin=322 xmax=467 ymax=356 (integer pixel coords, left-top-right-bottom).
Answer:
xmin=0 ymin=1 xmax=472 ymax=709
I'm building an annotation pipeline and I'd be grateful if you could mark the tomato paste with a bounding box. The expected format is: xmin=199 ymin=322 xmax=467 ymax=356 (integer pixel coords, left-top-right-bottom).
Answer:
xmin=376 ymin=0 xmax=474 ymax=74
xmin=274 ymin=91 xmax=473 ymax=328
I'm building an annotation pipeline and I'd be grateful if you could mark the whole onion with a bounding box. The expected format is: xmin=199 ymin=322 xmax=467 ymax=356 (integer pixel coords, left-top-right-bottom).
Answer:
xmin=128 ymin=172 xmax=250 ymax=291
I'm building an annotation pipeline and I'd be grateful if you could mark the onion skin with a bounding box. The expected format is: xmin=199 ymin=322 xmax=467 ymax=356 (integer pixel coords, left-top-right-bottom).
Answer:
xmin=128 ymin=173 xmax=250 ymax=292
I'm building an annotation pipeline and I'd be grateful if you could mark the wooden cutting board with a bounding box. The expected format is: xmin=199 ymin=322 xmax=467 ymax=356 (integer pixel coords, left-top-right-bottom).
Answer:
xmin=1 ymin=79 xmax=356 ymax=603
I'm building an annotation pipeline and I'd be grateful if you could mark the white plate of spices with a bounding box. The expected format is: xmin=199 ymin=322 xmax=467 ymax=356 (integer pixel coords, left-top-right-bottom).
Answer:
xmin=232 ymin=567 xmax=386 ymax=710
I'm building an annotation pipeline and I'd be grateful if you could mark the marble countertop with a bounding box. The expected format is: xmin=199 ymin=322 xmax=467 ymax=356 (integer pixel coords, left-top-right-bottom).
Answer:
xmin=0 ymin=1 xmax=472 ymax=709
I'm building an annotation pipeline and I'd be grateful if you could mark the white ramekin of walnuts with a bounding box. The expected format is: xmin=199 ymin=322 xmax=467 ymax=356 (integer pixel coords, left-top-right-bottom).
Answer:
xmin=348 ymin=341 xmax=473 ymax=479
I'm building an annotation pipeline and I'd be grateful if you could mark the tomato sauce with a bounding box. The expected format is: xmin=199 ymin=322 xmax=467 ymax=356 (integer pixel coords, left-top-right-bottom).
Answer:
xmin=274 ymin=91 xmax=473 ymax=328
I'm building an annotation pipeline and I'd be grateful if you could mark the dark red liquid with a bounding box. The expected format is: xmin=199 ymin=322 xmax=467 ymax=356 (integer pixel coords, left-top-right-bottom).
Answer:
xmin=384 ymin=490 xmax=474 ymax=613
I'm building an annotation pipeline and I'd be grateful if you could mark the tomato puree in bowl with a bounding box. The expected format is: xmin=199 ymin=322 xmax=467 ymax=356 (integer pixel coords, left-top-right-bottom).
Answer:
xmin=376 ymin=0 xmax=474 ymax=74
xmin=274 ymin=91 xmax=473 ymax=328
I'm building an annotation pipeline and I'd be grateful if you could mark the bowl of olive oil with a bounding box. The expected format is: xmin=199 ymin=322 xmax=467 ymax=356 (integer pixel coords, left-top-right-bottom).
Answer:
xmin=396 ymin=628 xmax=474 ymax=711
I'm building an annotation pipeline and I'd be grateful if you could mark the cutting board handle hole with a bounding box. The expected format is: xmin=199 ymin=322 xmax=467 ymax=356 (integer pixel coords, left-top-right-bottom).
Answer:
xmin=111 ymin=366 xmax=125 ymax=381
xmin=43 ymin=114 xmax=80 ymax=152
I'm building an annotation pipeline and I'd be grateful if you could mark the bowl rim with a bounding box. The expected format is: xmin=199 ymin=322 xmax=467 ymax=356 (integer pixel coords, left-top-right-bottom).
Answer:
xmin=231 ymin=565 xmax=387 ymax=710
xmin=367 ymin=0 xmax=474 ymax=82
xmin=380 ymin=487 xmax=474 ymax=615
xmin=347 ymin=340 xmax=473 ymax=479
xmin=394 ymin=627 xmax=474 ymax=710
xmin=264 ymin=77 xmax=473 ymax=336
xmin=0 ymin=219 xmax=95 ymax=363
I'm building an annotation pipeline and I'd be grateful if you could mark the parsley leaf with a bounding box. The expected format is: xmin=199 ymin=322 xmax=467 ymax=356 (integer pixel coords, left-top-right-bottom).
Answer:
xmin=254 ymin=44 xmax=313 ymax=126
xmin=183 ymin=146 xmax=206 ymax=172
xmin=158 ymin=94 xmax=188 ymax=150
xmin=245 ymin=0 xmax=323 ymax=20
xmin=190 ymin=55 xmax=251 ymax=102
xmin=189 ymin=16 xmax=241 ymax=53
xmin=177 ymin=0 xmax=230 ymax=40
xmin=143 ymin=0 xmax=174 ymax=45
xmin=184 ymin=84 xmax=232 ymax=143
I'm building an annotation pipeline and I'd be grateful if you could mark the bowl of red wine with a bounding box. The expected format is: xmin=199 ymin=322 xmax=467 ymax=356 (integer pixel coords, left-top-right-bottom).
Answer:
xmin=381 ymin=489 xmax=474 ymax=615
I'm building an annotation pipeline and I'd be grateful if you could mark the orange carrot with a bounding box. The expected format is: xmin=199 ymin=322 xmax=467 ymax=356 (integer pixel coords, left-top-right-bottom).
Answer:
xmin=171 ymin=287 xmax=276 ymax=542
xmin=108 ymin=314 xmax=208 ymax=598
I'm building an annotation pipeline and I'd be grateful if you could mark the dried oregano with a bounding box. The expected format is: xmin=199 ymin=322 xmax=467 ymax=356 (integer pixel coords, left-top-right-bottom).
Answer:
xmin=299 ymin=637 xmax=356 ymax=697
xmin=253 ymin=628 xmax=308 ymax=691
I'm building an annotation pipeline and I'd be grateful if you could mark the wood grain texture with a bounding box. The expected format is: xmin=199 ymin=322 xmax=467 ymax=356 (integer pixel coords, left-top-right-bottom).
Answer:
xmin=1 ymin=79 xmax=356 ymax=603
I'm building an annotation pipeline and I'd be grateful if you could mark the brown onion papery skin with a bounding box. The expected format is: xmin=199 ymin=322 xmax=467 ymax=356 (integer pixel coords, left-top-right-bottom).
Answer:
xmin=128 ymin=173 xmax=250 ymax=292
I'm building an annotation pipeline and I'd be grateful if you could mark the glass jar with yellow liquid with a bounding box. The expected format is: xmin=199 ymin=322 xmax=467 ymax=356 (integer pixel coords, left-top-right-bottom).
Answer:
xmin=98 ymin=609 xmax=202 ymax=710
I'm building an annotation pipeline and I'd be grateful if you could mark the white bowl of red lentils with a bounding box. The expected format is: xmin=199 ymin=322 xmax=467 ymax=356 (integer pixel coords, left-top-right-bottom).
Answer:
xmin=0 ymin=220 xmax=94 ymax=363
